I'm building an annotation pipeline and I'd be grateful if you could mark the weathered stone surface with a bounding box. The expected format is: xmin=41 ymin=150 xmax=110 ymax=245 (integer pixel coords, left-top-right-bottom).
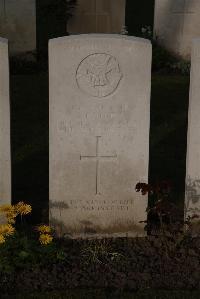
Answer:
xmin=49 ymin=34 xmax=151 ymax=238
xmin=0 ymin=38 xmax=11 ymax=205
xmin=185 ymin=39 xmax=200 ymax=224
xmin=67 ymin=0 xmax=126 ymax=34
xmin=154 ymin=0 xmax=200 ymax=60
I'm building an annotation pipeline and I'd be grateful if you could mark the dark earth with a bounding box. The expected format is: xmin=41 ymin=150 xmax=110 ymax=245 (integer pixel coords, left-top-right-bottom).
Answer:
xmin=1 ymin=236 xmax=200 ymax=296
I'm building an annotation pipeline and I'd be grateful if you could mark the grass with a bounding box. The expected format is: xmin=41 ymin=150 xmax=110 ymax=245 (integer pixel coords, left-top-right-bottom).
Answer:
xmin=10 ymin=72 xmax=190 ymax=223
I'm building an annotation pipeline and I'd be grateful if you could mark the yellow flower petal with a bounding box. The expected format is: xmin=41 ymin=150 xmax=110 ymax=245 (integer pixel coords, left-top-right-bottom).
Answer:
xmin=39 ymin=234 xmax=53 ymax=245
xmin=7 ymin=217 xmax=16 ymax=224
xmin=0 ymin=234 xmax=6 ymax=244
xmin=0 ymin=205 xmax=13 ymax=214
xmin=14 ymin=201 xmax=32 ymax=215
xmin=0 ymin=224 xmax=15 ymax=236
xmin=37 ymin=225 xmax=51 ymax=234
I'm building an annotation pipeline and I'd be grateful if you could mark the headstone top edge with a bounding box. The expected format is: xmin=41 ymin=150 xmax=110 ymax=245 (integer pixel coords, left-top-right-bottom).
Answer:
xmin=49 ymin=34 xmax=151 ymax=46
xmin=192 ymin=38 xmax=200 ymax=45
xmin=0 ymin=37 xmax=8 ymax=45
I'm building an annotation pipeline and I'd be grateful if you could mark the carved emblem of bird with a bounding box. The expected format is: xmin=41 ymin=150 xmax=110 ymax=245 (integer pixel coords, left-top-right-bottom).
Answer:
xmin=84 ymin=55 xmax=118 ymax=87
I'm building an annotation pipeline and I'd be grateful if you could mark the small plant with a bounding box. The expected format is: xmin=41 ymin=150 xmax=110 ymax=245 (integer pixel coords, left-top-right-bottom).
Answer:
xmin=135 ymin=180 xmax=174 ymax=226
xmin=141 ymin=25 xmax=153 ymax=41
xmin=43 ymin=0 xmax=77 ymax=23
xmin=0 ymin=202 xmax=54 ymax=247
xmin=135 ymin=181 xmax=186 ymax=257
xmin=136 ymin=181 xmax=200 ymax=236
xmin=184 ymin=213 xmax=200 ymax=235
xmin=120 ymin=25 xmax=128 ymax=35
xmin=81 ymin=239 xmax=123 ymax=265
xmin=0 ymin=202 xmax=32 ymax=244
xmin=0 ymin=203 xmax=66 ymax=274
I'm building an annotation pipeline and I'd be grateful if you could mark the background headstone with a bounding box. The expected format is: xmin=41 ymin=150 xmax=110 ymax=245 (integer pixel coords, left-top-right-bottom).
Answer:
xmin=49 ymin=34 xmax=151 ymax=238
xmin=154 ymin=0 xmax=200 ymax=60
xmin=185 ymin=39 xmax=200 ymax=224
xmin=0 ymin=37 xmax=11 ymax=206
xmin=67 ymin=0 xmax=126 ymax=34
xmin=0 ymin=0 xmax=36 ymax=54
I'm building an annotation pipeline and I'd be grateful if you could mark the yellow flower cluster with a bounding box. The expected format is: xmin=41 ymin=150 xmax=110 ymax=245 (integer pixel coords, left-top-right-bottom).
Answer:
xmin=0 ymin=205 xmax=13 ymax=213
xmin=0 ymin=224 xmax=15 ymax=236
xmin=0 ymin=202 xmax=53 ymax=248
xmin=0 ymin=224 xmax=15 ymax=244
xmin=0 ymin=201 xmax=32 ymax=245
xmin=0 ymin=205 xmax=15 ymax=224
xmin=37 ymin=225 xmax=53 ymax=245
xmin=0 ymin=201 xmax=32 ymax=224
xmin=15 ymin=201 xmax=32 ymax=216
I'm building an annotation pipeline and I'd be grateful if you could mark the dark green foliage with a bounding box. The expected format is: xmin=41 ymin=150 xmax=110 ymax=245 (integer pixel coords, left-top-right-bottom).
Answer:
xmin=39 ymin=0 xmax=77 ymax=22
xmin=125 ymin=0 xmax=155 ymax=37
xmin=0 ymin=230 xmax=67 ymax=274
xmin=152 ymin=42 xmax=191 ymax=75
xmin=152 ymin=43 xmax=177 ymax=72
xmin=140 ymin=25 xmax=191 ymax=75
xmin=36 ymin=0 xmax=77 ymax=59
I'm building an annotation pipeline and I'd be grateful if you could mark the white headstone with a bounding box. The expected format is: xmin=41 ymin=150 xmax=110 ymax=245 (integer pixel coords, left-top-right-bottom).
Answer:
xmin=185 ymin=39 xmax=200 ymax=225
xmin=0 ymin=37 xmax=11 ymax=205
xmin=0 ymin=0 xmax=36 ymax=54
xmin=154 ymin=0 xmax=200 ymax=60
xmin=49 ymin=34 xmax=152 ymax=238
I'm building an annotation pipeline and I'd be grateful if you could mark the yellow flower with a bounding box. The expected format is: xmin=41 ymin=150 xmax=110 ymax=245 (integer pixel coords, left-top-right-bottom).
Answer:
xmin=37 ymin=225 xmax=51 ymax=234
xmin=0 ymin=234 xmax=5 ymax=244
xmin=6 ymin=210 xmax=17 ymax=223
xmin=7 ymin=216 xmax=16 ymax=224
xmin=39 ymin=234 xmax=53 ymax=245
xmin=0 ymin=205 xmax=13 ymax=214
xmin=0 ymin=224 xmax=15 ymax=236
xmin=0 ymin=205 xmax=17 ymax=223
xmin=14 ymin=201 xmax=32 ymax=215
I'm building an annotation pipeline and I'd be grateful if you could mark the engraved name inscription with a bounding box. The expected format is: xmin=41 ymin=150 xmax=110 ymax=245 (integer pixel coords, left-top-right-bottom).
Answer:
xmin=76 ymin=53 xmax=122 ymax=98
xmin=58 ymin=103 xmax=133 ymax=134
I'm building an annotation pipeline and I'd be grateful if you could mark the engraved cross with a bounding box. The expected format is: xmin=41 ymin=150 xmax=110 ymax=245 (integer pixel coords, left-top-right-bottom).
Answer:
xmin=80 ymin=136 xmax=117 ymax=195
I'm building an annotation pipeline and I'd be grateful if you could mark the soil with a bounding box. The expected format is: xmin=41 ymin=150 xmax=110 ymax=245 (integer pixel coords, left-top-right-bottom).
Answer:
xmin=1 ymin=236 xmax=200 ymax=295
